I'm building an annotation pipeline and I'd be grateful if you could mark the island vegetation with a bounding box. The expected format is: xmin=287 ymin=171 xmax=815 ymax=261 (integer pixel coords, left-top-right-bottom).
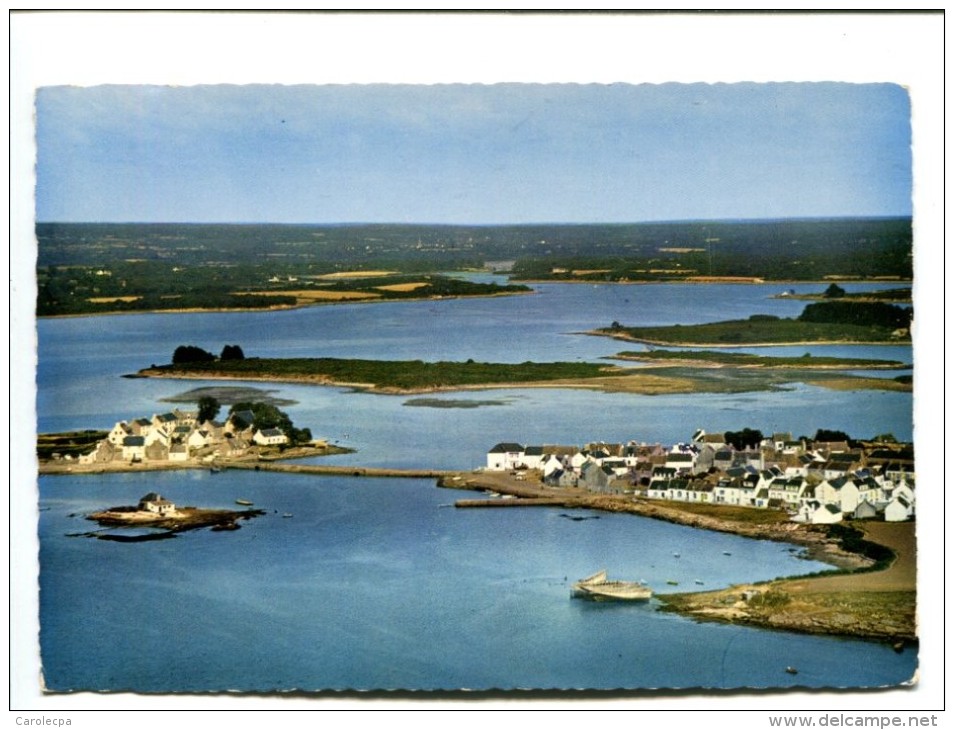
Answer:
xmin=139 ymin=342 xmax=912 ymax=396
xmin=609 ymin=349 xmax=910 ymax=369
xmin=775 ymin=283 xmax=912 ymax=303
xmin=596 ymin=301 xmax=912 ymax=347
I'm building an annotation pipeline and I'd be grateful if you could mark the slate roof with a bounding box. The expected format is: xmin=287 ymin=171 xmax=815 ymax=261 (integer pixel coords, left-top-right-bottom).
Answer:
xmin=489 ymin=442 xmax=525 ymax=453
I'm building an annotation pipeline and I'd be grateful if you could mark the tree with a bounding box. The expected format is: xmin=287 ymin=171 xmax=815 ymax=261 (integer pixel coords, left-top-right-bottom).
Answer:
xmin=724 ymin=428 xmax=765 ymax=450
xmin=814 ymin=428 xmax=851 ymax=443
xmin=221 ymin=344 xmax=245 ymax=360
xmin=228 ymin=401 xmax=312 ymax=446
xmin=172 ymin=345 xmax=216 ymax=364
xmin=197 ymin=396 xmax=220 ymax=424
xmin=823 ymin=283 xmax=846 ymax=298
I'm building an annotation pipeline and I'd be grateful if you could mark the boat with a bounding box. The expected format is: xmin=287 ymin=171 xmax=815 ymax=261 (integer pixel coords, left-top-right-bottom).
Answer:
xmin=785 ymin=666 xmax=799 ymax=675
xmin=282 ymin=513 xmax=293 ymax=518
xmin=722 ymin=551 xmax=732 ymax=556
xmin=235 ymin=499 xmax=254 ymax=506
xmin=666 ymin=580 xmax=679 ymax=586
xmin=694 ymin=579 xmax=704 ymax=585
xmin=571 ymin=570 xmax=653 ymax=602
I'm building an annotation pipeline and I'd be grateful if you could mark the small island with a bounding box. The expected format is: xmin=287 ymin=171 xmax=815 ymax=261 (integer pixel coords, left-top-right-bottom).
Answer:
xmin=592 ymin=301 xmax=912 ymax=347
xmin=135 ymin=342 xmax=912 ymax=398
xmin=81 ymin=492 xmax=265 ymax=541
xmin=773 ymin=283 xmax=912 ymax=304
xmin=608 ymin=349 xmax=911 ymax=370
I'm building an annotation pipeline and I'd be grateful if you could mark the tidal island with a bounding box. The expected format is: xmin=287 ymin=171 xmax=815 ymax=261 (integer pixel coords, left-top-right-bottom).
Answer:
xmin=79 ymin=492 xmax=265 ymax=542
xmin=591 ymin=301 xmax=912 ymax=348
xmin=135 ymin=343 xmax=912 ymax=397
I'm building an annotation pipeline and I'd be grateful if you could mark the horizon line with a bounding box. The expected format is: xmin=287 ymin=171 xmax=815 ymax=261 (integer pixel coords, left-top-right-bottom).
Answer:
xmin=35 ymin=214 xmax=913 ymax=228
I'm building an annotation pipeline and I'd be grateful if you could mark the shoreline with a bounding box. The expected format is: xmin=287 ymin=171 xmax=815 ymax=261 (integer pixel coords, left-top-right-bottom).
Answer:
xmin=36 ymin=288 xmax=535 ymax=320
xmin=607 ymin=354 xmax=910 ymax=370
xmin=515 ymin=277 xmax=912 ymax=286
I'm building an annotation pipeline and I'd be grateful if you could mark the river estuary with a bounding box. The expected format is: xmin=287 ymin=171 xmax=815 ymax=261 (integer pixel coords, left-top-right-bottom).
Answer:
xmin=33 ymin=281 xmax=917 ymax=692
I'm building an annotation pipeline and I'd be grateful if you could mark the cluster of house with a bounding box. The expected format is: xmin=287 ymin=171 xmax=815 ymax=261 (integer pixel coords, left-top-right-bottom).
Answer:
xmin=486 ymin=429 xmax=915 ymax=524
xmin=76 ymin=408 xmax=289 ymax=465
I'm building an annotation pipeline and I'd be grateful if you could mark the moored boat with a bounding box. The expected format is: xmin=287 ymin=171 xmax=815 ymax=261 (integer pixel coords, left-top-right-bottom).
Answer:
xmin=235 ymin=499 xmax=253 ymax=506
xmin=571 ymin=570 xmax=652 ymax=601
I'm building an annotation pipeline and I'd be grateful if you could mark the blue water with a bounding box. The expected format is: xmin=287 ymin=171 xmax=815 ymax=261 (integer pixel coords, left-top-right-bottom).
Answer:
xmin=39 ymin=471 xmax=915 ymax=692
xmin=33 ymin=282 xmax=917 ymax=691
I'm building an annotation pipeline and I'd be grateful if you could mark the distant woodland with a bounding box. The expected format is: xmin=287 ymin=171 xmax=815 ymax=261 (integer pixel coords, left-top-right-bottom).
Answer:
xmin=35 ymin=218 xmax=912 ymax=316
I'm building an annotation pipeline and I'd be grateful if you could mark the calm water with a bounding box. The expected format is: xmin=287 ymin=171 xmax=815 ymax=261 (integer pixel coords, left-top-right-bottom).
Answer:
xmin=39 ymin=472 xmax=915 ymax=692
xmin=34 ymin=282 xmax=917 ymax=691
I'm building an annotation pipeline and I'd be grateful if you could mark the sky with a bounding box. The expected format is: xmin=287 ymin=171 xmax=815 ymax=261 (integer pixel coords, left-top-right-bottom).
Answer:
xmin=34 ymin=82 xmax=912 ymax=225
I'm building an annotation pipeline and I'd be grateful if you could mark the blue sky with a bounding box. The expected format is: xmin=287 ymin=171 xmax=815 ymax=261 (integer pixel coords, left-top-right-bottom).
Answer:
xmin=35 ymin=82 xmax=911 ymax=224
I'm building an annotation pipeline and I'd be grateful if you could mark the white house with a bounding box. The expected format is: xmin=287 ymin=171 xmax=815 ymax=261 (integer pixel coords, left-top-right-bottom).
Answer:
xmin=144 ymin=428 xmax=171 ymax=448
xmin=815 ymin=476 xmax=861 ymax=514
xmin=795 ymin=501 xmax=843 ymax=524
xmin=253 ymin=428 xmax=288 ymax=447
xmin=665 ymin=450 xmax=695 ymax=474
xmin=121 ymin=435 xmax=146 ymax=461
xmin=885 ymin=494 xmax=914 ymax=522
xmin=151 ymin=412 xmax=179 ymax=434
xmin=521 ymin=446 xmax=547 ymax=471
xmin=487 ymin=443 xmax=525 ymax=471
xmin=540 ymin=454 xmax=565 ymax=479
xmin=107 ymin=421 xmax=132 ymax=446
xmin=188 ymin=429 xmax=211 ymax=450
xmin=138 ymin=492 xmax=176 ymax=515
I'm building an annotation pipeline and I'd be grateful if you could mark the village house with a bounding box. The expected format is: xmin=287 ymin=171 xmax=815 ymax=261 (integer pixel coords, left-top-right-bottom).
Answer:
xmin=579 ymin=461 xmax=615 ymax=493
xmin=78 ymin=439 xmax=118 ymax=464
xmin=227 ymin=410 xmax=257 ymax=435
xmin=129 ymin=417 xmax=153 ymax=437
xmin=121 ymin=435 xmax=146 ymax=461
xmin=168 ymin=443 xmax=190 ymax=462
xmin=853 ymin=500 xmax=881 ymax=520
xmin=188 ymin=429 xmax=211 ymax=451
xmin=665 ymin=448 xmax=696 ymax=474
xmin=152 ymin=412 xmax=179 ymax=435
xmin=253 ymin=428 xmax=289 ymax=447
xmin=144 ymin=440 xmax=168 ymax=462
xmin=795 ymin=501 xmax=843 ymax=524
xmin=107 ymin=421 xmax=132 ymax=446
xmin=484 ymin=430 xmax=915 ymax=522
xmin=138 ymin=492 xmax=176 ymax=515
xmin=486 ymin=442 xmax=526 ymax=471
xmin=885 ymin=494 xmax=914 ymax=522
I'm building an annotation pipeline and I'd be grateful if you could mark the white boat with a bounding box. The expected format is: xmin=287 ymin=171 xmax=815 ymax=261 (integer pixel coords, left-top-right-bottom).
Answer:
xmin=571 ymin=570 xmax=653 ymax=602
